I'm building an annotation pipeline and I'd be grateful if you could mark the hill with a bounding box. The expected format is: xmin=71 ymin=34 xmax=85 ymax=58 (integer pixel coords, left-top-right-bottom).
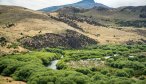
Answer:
xmin=39 ymin=0 xmax=108 ymax=12
xmin=48 ymin=6 xmax=146 ymax=44
xmin=0 ymin=5 xmax=146 ymax=55
xmin=0 ymin=5 xmax=97 ymax=55
xmin=78 ymin=6 xmax=146 ymax=27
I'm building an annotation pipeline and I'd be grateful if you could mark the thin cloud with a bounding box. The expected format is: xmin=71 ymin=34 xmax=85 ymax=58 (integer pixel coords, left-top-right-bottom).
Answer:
xmin=0 ymin=0 xmax=81 ymax=10
xmin=96 ymin=0 xmax=146 ymax=8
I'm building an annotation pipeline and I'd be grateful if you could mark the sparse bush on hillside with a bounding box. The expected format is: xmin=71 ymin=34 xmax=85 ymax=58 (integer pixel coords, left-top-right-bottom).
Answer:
xmin=116 ymin=20 xmax=146 ymax=27
xmin=5 ymin=22 xmax=15 ymax=28
xmin=0 ymin=37 xmax=7 ymax=46
xmin=58 ymin=13 xmax=106 ymax=27
xmin=139 ymin=13 xmax=146 ymax=18
xmin=50 ymin=14 xmax=84 ymax=31
xmin=7 ymin=43 xmax=19 ymax=49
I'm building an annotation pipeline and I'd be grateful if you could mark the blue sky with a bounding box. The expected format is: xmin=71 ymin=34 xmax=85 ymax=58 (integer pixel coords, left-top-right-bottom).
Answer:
xmin=0 ymin=0 xmax=146 ymax=10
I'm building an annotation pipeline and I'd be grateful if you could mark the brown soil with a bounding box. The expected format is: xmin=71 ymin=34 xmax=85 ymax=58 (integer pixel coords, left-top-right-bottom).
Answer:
xmin=0 ymin=76 xmax=26 ymax=84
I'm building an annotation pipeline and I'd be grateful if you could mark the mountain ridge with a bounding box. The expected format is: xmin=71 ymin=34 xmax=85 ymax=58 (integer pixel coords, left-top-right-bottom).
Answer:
xmin=39 ymin=0 xmax=108 ymax=12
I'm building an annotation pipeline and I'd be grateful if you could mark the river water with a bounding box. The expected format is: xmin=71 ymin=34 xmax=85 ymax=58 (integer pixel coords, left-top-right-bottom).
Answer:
xmin=48 ymin=60 xmax=59 ymax=70
xmin=47 ymin=55 xmax=116 ymax=70
xmin=47 ymin=55 xmax=63 ymax=70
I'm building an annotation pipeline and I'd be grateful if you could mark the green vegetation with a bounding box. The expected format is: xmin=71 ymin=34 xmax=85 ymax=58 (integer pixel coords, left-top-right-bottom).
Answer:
xmin=0 ymin=45 xmax=146 ymax=84
xmin=7 ymin=43 xmax=19 ymax=49
xmin=116 ymin=20 xmax=146 ymax=28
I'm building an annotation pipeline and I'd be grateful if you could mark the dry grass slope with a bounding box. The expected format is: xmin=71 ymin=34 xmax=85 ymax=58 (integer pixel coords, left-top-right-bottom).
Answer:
xmin=0 ymin=5 xmax=146 ymax=55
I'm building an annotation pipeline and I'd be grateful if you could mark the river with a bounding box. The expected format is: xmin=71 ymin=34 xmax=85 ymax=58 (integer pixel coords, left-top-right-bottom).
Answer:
xmin=47 ymin=55 xmax=63 ymax=70
xmin=48 ymin=60 xmax=59 ymax=70
xmin=47 ymin=55 xmax=116 ymax=70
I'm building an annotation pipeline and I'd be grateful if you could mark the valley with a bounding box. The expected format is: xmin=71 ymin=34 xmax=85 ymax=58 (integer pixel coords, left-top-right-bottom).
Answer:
xmin=0 ymin=0 xmax=146 ymax=84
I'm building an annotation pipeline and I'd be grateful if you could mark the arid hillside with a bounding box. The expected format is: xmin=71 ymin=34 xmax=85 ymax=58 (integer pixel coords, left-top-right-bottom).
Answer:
xmin=49 ymin=11 xmax=146 ymax=44
xmin=0 ymin=5 xmax=146 ymax=55
xmin=0 ymin=5 xmax=97 ymax=55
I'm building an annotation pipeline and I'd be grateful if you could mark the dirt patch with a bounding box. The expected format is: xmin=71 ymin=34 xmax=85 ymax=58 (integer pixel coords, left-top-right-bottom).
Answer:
xmin=0 ymin=76 xmax=26 ymax=84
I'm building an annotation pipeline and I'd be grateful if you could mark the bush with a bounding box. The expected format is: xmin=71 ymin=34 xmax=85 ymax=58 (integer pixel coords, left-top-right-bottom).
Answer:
xmin=56 ymin=60 xmax=67 ymax=69
xmin=12 ymin=63 xmax=46 ymax=81
xmin=0 ymin=37 xmax=7 ymax=46
xmin=91 ymin=73 xmax=108 ymax=81
xmin=116 ymin=70 xmax=129 ymax=77
xmin=107 ymin=77 xmax=135 ymax=84
xmin=45 ymin=48 xmax=65 ymax=55
xmin=1 ymin=61 xmax=24 ymax=76
xmin=123 ymin=68 xmax=134 ymax=77
xmin=0 ymin=51 xmax=61 ymax=82
xmin=0 ymin=59 xmax=18 ymax=74
xmin=136 ymin=79 xmax=146 ymax=84
xmin=28 ymin=70 xmax=90 ymax=84
xmin=75 ymin=68 xmax=92 ymax=75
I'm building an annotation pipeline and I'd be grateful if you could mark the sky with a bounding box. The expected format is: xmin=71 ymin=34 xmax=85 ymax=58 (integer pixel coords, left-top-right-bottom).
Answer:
xmin=0 ymin=0 xmax=146 ymax=10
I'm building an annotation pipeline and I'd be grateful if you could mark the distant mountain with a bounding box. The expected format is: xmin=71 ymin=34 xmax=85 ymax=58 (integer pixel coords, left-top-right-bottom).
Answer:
xmin=39 ymin=0 xmax=109 ymax=12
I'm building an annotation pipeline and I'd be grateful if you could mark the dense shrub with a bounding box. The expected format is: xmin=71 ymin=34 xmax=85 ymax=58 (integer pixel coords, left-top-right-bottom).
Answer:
xmin=91 ymin=72 xmax=108 ymax=81
xmin=116 ymin=70 xmax=129 ymax=77
xmin=12 ymin=63 xmax=46 ymax=81
xmin=1 ymin=60 xmax=24 ymax=76
xmin=107 ymin=77 xmax=136 ymax=84
xmin=0 ymin=44 xmax=146 ymax=84
xmin=45 ymin=48 xmax=65 ymax=55
xmin=136 ymin=79 xmax=146 ymax=84
xmin=28 ymin=70 xmax=90 ymax=84
xmin=75 ymin=68 xmax=92 ymax=75
xmin=56 ymin=60 xmax=67 ymax=69
xmin=0 ymin=59 xmax=19 ymax=74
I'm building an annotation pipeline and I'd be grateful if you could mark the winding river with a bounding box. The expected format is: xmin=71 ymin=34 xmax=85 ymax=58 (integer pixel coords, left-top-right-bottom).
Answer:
xmin=47 ymin=55 xmax=117 ymax=70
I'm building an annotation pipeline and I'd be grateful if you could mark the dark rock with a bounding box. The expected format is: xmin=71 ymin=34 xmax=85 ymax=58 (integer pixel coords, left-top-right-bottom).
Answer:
xmin=20 ymin=30 xmax=97 ymax=49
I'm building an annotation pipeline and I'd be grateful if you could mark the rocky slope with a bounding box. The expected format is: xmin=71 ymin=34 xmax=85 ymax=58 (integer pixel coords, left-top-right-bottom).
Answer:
xmin=20 ymin=30 xmax=97 ymax=49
